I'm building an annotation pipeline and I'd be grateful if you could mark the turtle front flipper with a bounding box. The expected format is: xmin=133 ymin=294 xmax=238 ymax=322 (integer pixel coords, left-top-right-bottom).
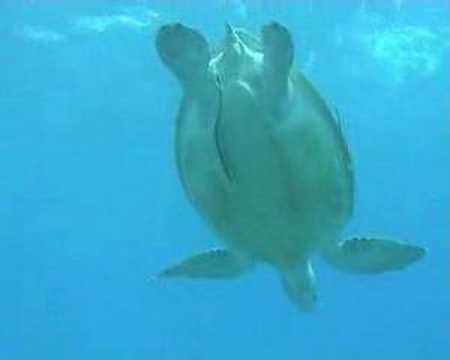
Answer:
xmin=262 ymin=21 xmax=294 ymax=107
xmin=321 ymin=237 xmax=426 ymax=274
xmin=156 ymin=23 xmax=211 ymax=90
xmin=157 ymin=249 xmax=255 ymax=279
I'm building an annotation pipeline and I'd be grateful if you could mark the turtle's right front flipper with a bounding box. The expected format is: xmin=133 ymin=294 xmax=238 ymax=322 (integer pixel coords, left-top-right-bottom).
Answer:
xmin=322 ymin=237 xmax=426 ymax=274
xmin=262 ymin=21 xmax=294 ymax=107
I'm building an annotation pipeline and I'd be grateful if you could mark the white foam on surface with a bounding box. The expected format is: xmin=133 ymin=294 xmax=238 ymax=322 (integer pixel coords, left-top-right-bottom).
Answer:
xmin=15 ymin=6 xmax=161 ymax=43
xmin=18 ymin=25 xmax=67 ymax=42
xmin=74 ymin=8 xmax=160 ymax=33
xmin=359 ymin=24 xmax=450 ymax=83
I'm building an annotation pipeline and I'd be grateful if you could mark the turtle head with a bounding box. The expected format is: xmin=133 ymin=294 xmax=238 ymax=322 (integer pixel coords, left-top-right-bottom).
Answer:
xmin=225 ymin=23 xmax=244 ymax=57
xmin=216 ymin=23 xmax=255 ymax=81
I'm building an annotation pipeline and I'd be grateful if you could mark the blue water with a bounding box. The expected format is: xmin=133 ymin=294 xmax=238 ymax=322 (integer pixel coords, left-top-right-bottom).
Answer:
xmin=2 ymin=1 xmax=449 ymax=359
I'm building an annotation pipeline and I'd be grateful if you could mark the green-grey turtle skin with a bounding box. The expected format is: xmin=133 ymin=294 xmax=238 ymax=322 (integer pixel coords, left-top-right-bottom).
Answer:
xmin=154 ymin=22 xmax=425 ymax=311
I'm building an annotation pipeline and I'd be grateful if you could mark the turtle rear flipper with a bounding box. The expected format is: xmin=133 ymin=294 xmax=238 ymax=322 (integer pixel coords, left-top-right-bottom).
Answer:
xmin=322 ymin=237 xmax=426 ymax=274
xmin=157 ymin=249 xmax=254 ymax=279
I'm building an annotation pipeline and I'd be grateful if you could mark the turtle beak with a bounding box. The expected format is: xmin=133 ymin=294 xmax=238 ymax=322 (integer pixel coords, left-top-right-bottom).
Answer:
xmin=225 ymin=22 xmax=238 ymax=43
xmin=225 ymin=22 xmax=234 ymax=36
xmin=224 ymin=22 xmax=244 ymax=56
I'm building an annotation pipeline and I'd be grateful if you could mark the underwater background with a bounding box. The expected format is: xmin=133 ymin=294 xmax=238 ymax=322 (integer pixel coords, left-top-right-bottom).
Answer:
xmin=1 ymin=0 xmax=449 ymax=359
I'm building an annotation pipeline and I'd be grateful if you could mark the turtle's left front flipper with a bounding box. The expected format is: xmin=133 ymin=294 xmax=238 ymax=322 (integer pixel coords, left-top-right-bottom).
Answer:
xmin=157 ymin=249 xmax=255 ymax=279
xmin=322 ymin=237 xmax=426 ymax=274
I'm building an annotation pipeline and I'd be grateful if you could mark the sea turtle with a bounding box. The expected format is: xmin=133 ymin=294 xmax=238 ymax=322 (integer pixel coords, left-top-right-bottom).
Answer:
xmin=154 ymin=22 xmax=425 ymax=311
